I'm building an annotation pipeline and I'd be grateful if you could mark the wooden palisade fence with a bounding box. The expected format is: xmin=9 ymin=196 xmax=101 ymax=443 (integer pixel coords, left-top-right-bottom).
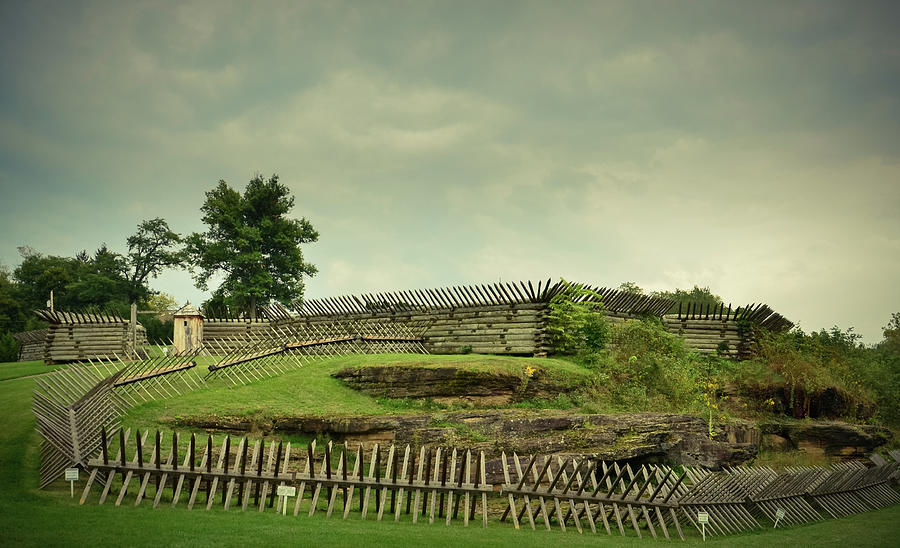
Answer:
xmin=81 ymin=431 xmax=492 ymax=526
xmin=76 ymin=427 xmax=900 ymax=540
xmin=199 ymin=279 xmax=792 ymax=358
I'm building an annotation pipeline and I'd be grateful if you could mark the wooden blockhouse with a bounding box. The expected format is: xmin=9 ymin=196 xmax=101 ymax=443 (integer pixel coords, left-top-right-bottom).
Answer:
xmin=32 ymin=309 xmax=148 ymax=364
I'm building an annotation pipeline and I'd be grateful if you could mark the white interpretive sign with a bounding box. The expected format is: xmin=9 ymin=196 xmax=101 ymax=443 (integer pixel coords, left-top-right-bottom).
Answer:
xmin=277 ymin=485 xmax=297 ymax=515
xmin=277 ymin=485 xmax=296 ymax=497
xmin=774 ymin=508 xmax=786 ymax=528
xmin=697 ymin=511 xmax=709 ymax=541
xmin=65 ymin=467 xmax=79 ymax=497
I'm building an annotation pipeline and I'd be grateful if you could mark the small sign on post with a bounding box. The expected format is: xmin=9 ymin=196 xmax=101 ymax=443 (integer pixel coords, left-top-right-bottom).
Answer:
xmin=697 ymin=511 xmax=709 ymax=541
xmin=65 ymin=467 xmax=79 ymax=498
xmin=276 ymin=485 xmax=296 ymax=515
xmin=774 ymin=508 xmax=786 ymax=528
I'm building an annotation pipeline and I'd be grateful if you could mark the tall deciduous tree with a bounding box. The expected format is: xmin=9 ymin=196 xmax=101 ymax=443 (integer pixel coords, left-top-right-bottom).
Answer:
xmin=185 ymin=174 xmax=318 ymax=317
xmin=124 ymin=218 xmax=184 ymax=301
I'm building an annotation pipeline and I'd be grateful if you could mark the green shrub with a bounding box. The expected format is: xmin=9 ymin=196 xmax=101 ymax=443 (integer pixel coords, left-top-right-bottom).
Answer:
xmin=546 ymin=281 xmax=609 ymax=354
xmin=746 ymin=327 xmax=876 ymax=420
xmin=603 ymin=317 xmax=700 ymax=409
xmin=571 ymin=317 xmax=708 ymax=413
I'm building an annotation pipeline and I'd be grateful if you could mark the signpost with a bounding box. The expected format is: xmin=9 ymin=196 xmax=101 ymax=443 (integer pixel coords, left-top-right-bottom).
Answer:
xmin=774 ymin=508 xmax=786 ymax=528
xmin=697 ymin=511 xmax=709 ymax=541
xmin=65 ymin=467 xmax=79 ymax=498
xmin=276 ymin=485 xmax=296 ymax=515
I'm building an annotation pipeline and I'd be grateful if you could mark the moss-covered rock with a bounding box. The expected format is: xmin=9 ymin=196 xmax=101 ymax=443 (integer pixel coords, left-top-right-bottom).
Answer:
xmin=331 ymin=365 xmax=573 ymax=403
xmin=178 ymin=410 xmax=759 ymax=476
xmin=759 ymin=420 xmax=891 ymax=458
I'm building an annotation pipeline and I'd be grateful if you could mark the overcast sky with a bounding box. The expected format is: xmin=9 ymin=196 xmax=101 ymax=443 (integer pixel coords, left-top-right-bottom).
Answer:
xmin=1 ymin=1 xmax=898 ymax=342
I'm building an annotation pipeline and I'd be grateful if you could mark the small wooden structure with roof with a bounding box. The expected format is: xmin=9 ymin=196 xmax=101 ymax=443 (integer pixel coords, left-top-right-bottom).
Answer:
xmin=173 ymin=302 xmax=203 ymax=354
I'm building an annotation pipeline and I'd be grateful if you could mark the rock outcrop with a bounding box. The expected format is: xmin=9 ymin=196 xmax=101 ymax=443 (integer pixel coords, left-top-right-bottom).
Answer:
xmin=331 ymin=365 xmax=575 ymax=404
xmin=178 ymin=410 xmax=759 ymax=474
xmin=759 ymin=421 xmax=891 ymax=458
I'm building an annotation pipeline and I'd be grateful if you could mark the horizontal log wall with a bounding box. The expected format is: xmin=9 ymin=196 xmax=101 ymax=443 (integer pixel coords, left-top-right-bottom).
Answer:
xmin=203 ymin=308 xmax=762 ymax=359
xmin=13 ymin=328 xmax=48 ymax=362
xmin=202 ymin=320 xmax=277 ymax=353
xmin=291 ymin=302 xmax=549 ymax=356
xmin=203 ymin=303 xmax=549 ymax=356
xmin=661 ymin=315 xmax=748 ymax=358
xmin=43 ymin=323 xmax=148 ymax=363
xmin=19 ymin=340 xmax=44 ymax=361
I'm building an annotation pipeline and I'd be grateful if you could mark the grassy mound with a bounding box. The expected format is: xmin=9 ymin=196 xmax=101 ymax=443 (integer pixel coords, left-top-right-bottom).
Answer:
xmin=124 ymin=354 xmax=592 ymax=431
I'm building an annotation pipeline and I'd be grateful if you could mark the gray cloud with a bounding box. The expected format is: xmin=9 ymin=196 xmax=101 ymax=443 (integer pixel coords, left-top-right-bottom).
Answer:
xmin=1 ymin=0 xmax=898 ymax=342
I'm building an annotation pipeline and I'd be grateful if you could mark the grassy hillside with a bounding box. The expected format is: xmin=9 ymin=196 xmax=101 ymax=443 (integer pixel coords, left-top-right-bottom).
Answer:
xmin=124 ymin=353 xmax=591 ymax=430
xmin=1 ymin=363 xmax=900 ymax=546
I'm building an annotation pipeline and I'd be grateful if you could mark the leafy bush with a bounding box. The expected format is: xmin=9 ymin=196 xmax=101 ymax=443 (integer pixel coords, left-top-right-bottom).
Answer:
xmin=860 ymin=314 xmax=900 ymax=423
xmin=569 ymin=317 xmax=714 ymax=414
xmin=600 ymin=317 xmax=702 ymax=409
xmin=551 ymin=299 xmax=900 ymax=426
xmin=546 ymin=281 xmax=609 ymax=354
xmin=742 ymin=327 xmax=876 ymax=420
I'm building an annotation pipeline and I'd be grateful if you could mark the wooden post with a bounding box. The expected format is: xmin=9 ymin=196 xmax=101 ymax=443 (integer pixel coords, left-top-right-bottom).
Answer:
xmin=130 ymin=303 xmax=137 ymax=358
xmin=101 ymin=427 xmax=108 ymax=465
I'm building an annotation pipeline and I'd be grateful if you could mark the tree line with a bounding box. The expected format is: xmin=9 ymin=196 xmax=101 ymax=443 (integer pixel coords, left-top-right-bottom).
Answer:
xmin=0 ymin=174 xmax=318 ymax=360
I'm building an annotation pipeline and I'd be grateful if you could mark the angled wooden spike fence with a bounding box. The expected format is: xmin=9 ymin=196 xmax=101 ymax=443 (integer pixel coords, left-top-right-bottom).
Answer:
xmin=80 ymin=431 xmax=492 ymax=526
xmin=805 ymin=461 xmax=900 ymax=518
xmin=33 ymin=342 xmax=206 ymax=486
xmin=726 ymin=466 xmax=824 ymax=526
xmin=70 ymin=429 xmax=900 ymax=539
xmin=81 ymin=343 xmax=205 ymax=407
xmin=675 ymin=465 xmax=760 ymax=536
xmin=500 ymin=455 xmax=686 ymax=539
xmin=204 ymin=320 xmax=431 ymax=386
xmin=34 ymin=318 xmax=433 ymax=485
xmin=33 ymin=366 xmax=127 ymax=488
xmin=291 ymin=280 xmax=676 ymax=318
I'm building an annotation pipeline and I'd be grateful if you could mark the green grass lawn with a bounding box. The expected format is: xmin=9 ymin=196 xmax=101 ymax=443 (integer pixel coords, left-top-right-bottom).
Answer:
xmin=3 ymin=358 xmax=900 ymax=546
xmin=0 ymin=360 xmax=65 ymax=381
